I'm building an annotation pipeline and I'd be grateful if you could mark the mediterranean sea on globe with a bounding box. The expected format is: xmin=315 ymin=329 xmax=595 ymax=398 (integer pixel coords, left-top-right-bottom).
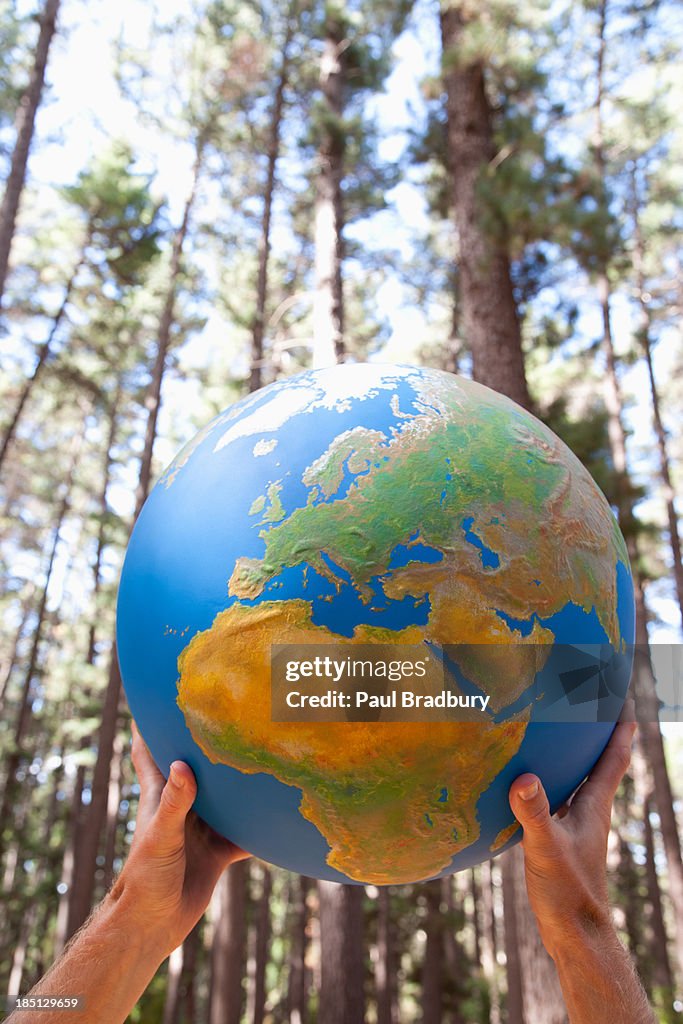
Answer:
xmin=116 ymin=363 xmax=635 ymax=885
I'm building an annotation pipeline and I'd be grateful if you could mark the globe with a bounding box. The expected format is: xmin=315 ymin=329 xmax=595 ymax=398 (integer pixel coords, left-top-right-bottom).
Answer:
xmin=117 ymin=363 xmax=634 ymax=884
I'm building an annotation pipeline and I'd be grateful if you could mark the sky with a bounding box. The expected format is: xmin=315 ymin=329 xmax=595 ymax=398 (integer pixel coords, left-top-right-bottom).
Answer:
xmin=5 ymin=0 xmax=683 ymax=656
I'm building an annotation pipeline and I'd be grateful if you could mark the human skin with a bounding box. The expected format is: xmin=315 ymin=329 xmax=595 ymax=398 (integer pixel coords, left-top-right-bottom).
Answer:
xmin=509 ymin=711 xmax=655 ymax=1024
xmin=7 ymin=718 xmax=653 ymax=1024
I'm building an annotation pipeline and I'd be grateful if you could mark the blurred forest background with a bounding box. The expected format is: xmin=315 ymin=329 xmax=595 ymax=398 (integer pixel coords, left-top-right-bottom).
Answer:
xmin=0 ymin=0 xmax=682 ymax=1021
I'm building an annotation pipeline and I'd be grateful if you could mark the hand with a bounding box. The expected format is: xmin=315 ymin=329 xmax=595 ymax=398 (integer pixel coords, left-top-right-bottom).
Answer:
xmin=508 ymin=709 xmax=637 ymax=957
xmin=108 ymin=722 xmax=249 ymax=958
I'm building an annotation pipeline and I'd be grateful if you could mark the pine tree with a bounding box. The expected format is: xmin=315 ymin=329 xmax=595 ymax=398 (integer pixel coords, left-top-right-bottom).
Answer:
xmin=0 ymin=0 xmax=60 ymax=307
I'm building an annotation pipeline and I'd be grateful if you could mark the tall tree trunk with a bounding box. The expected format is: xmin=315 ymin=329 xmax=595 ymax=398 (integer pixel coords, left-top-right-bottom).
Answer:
xmin=65 ymin=138 xmax=205 ymax=939
xmin=0 ymin=0 xmax=60 ymax=306
xmin=506 ymin=846 xmax=568 ymax=1024
xmin=101 ymin=730 xmax=125 ymax=892
xmin=287 ymin=874 xmax=310 ymax=1024
xmin=312 ymin=18 xmax=346 ymax=368
xmin=54 ymin=381 xmax=120 ymax=954
xmin=249 ymin=6 xmax=295 ymax=391
xmin=210 ymin=860 xmax=248 ymax=1024
xmin=0 ymin=240 xmax=89 ymax=473
xmin=318 ymin=881 xmax=364 ymax=1024
xmin=631 ymin=582 xmax=683 ymax=971
xmin=480 ymin=860 xmax=501 ymax=1024
xmin=501 ymin=852 xmax=525 ymax=1024
xmin=0 ymin=423 xmax=83 ymax=862
xmin=162 ymin=920 xmax=202 ymax=1024
xmin=249 ymin=864 xmax=272 ymax=1024
xmin=642 ymin=793 xmax=676 ymax=1000
xmin=629 ymin=168 xmax=683 ymax=624
xmin=421 ymin=879 xmax=444 ymax=1024
xmin=0 ymin=587 xmax=35 ymax=707
xmin=440 ymin=4 xmax=530 ymax=410
xmin=375 ymin=887 xmax=398 ymax=1024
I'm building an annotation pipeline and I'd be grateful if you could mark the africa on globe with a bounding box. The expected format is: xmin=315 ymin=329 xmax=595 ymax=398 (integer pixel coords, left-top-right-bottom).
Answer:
xmin=117 ymin=363 xmax=634 ymax=885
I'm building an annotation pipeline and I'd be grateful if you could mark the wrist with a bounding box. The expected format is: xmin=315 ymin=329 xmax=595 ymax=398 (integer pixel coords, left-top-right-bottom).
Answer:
xmin=542 ymin=904 xmax=617 ymax=963
xmin=102 ymin=881 xmax=172 ymax=965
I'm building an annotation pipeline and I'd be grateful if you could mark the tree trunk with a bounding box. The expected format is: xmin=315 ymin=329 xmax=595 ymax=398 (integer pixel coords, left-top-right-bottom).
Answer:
xmin=319 ymin=881 xmax=365 ymax=1024
xmin=65 ymin=141 xmax=204 ymax=938
xmin=0 ymin=423 xmax=83 ymax=862
xmin=501 ymin=851 xmax=525 ymax=1024
xmin=313 ymin=19 xmax=346 ymax=368
xmin=287 ymin=874 xmax=310 ymax=1024
xmin=421 ymin=879 xmax=444 ymax=1024
xmin=0 ymin=241 xmax=88 ymax=473
xmin=480 ymin=860 xmax=501 ymax=1024
xmin=0 ymin=588 xmax=34 ymax=707
xmin=162 ymin=919 xmax=202 ymax=1024
xmin=629 ymin=168 xmax=683 ymax=625
xmin=210 ymin=860 xmax=248 ymax=1024
xmin=102 ymin=730 xmax=125 ymax=892
xmin=0 ymin=0 xmax=61 ymax=306
xmin=249 ymin=7 xmax=295 ymax=391
xmin=375 ymin=887 xmax=398 ymax=1024
xmin=632 ymin=581 xmax=683 ymax=971
xmin=642 ymin=793 xmax=676 ymax=999
xmin=250 ymin=864 xmax=272 ymax=1024
xmin=440 ymin=5 xmax=530 ymax=410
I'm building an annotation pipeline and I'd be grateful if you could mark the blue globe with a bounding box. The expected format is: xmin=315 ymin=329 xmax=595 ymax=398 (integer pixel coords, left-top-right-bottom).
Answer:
xmin=117 ymin=364 xmax=634 ymax=884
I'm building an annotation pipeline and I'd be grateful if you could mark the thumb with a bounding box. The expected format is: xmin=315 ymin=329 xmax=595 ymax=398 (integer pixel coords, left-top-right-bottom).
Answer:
xmin=509 ymin=774 xmax=558 ymax=852
xmin=149 ymin=761 xmax=197 ymax=857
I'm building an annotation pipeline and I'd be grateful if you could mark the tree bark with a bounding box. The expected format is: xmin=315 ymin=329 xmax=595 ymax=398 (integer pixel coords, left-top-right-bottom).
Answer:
xmin=313 ymin=18 xmax=346 ymax=367
xmin=318 ymin=881 xmax=365 ymax=1024
xmin=501 ymin=851 xmax=525 ymax=1024
xmin=0 ymin=587 xmax=35 ymax=707
xmin=480 ymin=859 xmax=501 ymax=1024
xmin=0 ymin=240 xmax=88 ymax=473
xmin=440 ymin=4 xmax=530 ymax=410
xmin=629 ymin=167 xmax=683 ymax=625
xmin=0 ymin=423 xmax=84 ymax=862
xmin=0 ymin=0 xmax=61 ymax=306
xmin=210 ymin=860 xmax=248 ymax=1024
xmin=249 ymin=6 xmax=295 ymax=392
xmin=250 ymin=864 xmax=272 ymax=1024
xmin=375 ymin=887 xmax=398 ymax=1024
xmin=421 ymin=879 xmax=444 ymax=1024
xmin=287 ymin=874 xmax=310 ymax=1024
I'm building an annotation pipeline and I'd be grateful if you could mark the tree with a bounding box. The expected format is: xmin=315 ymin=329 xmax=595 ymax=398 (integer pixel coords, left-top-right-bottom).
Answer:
xmin=319 ymin=880 xmax=365 ymax=1024
xmin=0 ymin=0 xmax=60 ymax=307
xmin=439 ymin=2 xmax=530 ymax=410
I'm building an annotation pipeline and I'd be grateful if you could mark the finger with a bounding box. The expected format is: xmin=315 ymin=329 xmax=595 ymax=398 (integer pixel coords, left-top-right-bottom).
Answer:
xmin=572 ymin=719 xmax=636 ymax=815
xmin=619 ymin=696 xmax=636 ymax=723
xmin=131 ymin=724 xmax=165 ymax=795
xmin=148 ymin=761 xmax=198 ymax=858
xmin=554 ymin=801 xmax=570 ymax=820
xmin=509 ymin=774 xmax=558 ymax=852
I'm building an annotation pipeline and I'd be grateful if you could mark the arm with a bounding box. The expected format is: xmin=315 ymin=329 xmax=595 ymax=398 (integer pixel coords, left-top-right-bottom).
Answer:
xmin=509 ymin=714 xmax=655 ymax=1024
xmin=8 ymin=725 xmax=248 ymax=1024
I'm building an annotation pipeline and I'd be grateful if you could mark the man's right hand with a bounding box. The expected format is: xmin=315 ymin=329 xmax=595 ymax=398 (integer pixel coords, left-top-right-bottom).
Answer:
xmin=508 ymin=709 xmax=655 ymax=1023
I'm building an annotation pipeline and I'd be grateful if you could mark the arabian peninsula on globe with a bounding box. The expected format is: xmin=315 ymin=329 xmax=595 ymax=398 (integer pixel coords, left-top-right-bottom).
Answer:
xmin=117 ymin=363 xmax=634 ymax=884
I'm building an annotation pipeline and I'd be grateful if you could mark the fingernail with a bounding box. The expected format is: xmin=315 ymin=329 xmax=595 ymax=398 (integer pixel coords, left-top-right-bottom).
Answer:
xmin=520 ymin=780 xmax=539 ymax=801
xmin=169 ymin=762 xmax=185 ymax=788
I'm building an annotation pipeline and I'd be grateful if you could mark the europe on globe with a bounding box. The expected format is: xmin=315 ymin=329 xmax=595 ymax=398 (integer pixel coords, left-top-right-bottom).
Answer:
xmin=116 ymin=363 xmax=634 ymax=884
